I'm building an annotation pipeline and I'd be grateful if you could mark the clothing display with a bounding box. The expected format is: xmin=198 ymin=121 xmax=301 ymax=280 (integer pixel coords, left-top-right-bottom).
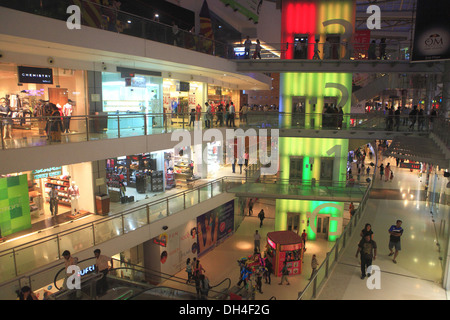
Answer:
xmin=62 ymin=102 xmax=73 ymax=133
xmin=68 ymin=182 xmax=80 ymax=215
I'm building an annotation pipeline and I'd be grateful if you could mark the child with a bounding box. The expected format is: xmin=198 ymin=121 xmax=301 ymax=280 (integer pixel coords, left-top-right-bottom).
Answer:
xmin=390 ymin=171 xmax=394 ymax=182
xmin=366 ymin=166 xmax=370 ymax=175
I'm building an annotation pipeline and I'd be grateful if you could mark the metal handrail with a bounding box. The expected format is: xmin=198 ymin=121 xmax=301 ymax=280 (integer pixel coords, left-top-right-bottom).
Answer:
xmin=297 ymin=145 xmax=379 ymax=300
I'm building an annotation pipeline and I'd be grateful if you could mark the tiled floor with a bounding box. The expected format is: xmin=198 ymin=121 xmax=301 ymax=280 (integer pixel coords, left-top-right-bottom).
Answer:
xmin=1 ymin=150 xmax=449 ymax=300
xmin=160 ymin=155 xmax=450 ymax=300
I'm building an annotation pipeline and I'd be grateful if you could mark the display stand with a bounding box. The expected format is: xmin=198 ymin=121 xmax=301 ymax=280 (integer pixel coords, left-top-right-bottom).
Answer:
xmin=266 ymin=231 xmax=303 ymax=277
xmin=45 ymin=176 xmax=71 ymax=206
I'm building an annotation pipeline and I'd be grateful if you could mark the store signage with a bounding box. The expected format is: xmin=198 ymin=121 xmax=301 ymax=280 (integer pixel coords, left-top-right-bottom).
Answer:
xmin=400 ymin=162 xmax=421 ymax=170
xmin=153 ymin=233 xmax=168 ymax=247
xmin=281 ymin=243 xmax=302 ymax=251
xmin=18 ymin=66 xmax=53 ymax=84
xmin=32 ymin=167 xmax=62 ymax=180
xmin=412 ymin=0 xmax=450 ymax=61
xmin=177 ymin=81 xmax=190 ymax=92
xmin=125 ymin=77 xmax=146 ymax=88
xmin=78 ymin=264 xmax=96 ymax=276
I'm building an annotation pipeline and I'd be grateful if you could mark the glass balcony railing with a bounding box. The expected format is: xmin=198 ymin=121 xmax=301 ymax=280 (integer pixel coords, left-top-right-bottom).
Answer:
xmin=0 ymin=1 xmax=412 ymax=62
xmin=1 ymin=112 xmax=445 ymax=150
xmin=0 ymin=169 xmax=263 ymax=286
xmin=225 ymin=177 xmax=368 ymax=200
xmin=0 ymin=0 xmax=233 ymax=59
xmin=298 ymin=152 xmax=379 ymax=300
xmin=231 ymin=41 xmax=412 ymax=61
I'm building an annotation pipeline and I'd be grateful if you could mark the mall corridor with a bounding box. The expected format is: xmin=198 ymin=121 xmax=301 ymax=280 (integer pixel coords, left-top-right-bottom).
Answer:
xmin=163 ymin=155 xmax=449 ymax=300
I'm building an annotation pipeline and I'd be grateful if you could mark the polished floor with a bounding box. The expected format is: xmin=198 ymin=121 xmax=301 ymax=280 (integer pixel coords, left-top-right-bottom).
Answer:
xmin=1 ymin=152 xmax=449 ymax=300
xmin=163 ymin=155 xmax=450 ymax=300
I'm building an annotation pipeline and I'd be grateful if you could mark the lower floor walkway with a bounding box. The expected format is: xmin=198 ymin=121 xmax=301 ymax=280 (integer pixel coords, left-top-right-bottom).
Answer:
xmin=161 ymin=156 xmax=450 ymax=300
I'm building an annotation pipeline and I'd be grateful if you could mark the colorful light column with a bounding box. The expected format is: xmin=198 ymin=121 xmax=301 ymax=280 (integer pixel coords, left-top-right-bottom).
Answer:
xmin=276 ymin=0 xmax=356 ymax=241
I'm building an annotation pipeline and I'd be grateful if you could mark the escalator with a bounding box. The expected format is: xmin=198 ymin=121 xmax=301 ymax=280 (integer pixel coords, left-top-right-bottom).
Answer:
xmin=49 ymin=258 xmax=236 ymax=300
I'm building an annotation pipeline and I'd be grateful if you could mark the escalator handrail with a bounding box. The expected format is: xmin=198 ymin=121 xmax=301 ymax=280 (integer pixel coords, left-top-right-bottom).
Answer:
xmin=53 ymin=257 xmax=98 ymax=290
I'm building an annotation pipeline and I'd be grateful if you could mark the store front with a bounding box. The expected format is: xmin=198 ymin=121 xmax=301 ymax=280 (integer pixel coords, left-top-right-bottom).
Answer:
xmin=207 ymin=85 xmax=241 ymax=118
xmin=0 ymin=62 xmax=88 ymax=136
xmin=106 ymin=151 xmax=168 ymax=204
xmin=0 ymin=162 xmax=95 ymax=236
xmin=163 ymin=79 xmax=206 ymax=126
xmin=101 ymin=71 xmax=163 ymax=132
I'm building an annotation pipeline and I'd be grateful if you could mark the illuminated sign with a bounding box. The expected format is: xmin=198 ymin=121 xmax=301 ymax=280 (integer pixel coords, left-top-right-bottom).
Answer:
xmin=18 ymin=66 xmax=53 ymax=84
xmin=78 ymin=264 xmax=96 ymax=276
xmin=281 ymin=243 xmax=302 ymax=251
xmin=32 ymin=167 xmax=62 ymax=180
xmin=400 ymin=162 xmax=421 ymax=170
xmin=267 ymin=237 xmax=277 ymax=249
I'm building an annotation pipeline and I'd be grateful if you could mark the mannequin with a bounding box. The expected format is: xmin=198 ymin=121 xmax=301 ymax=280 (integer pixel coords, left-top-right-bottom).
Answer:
xmin=62 ymin=101 xmax=73 ymax=133
xmin=68 ymin=181 xmax=80 ymax=216
xmin=0 ymin=98 xmax=12 ymax=139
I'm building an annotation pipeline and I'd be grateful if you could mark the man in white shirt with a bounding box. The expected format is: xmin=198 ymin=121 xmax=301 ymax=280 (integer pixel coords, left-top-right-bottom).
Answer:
xmin=94 ymin=249 xmax=112 ymax=296
xmin=254 ymin=230 xmax=261 ymax=253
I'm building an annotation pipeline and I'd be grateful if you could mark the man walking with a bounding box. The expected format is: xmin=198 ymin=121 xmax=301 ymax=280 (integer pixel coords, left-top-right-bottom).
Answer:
xmin=49 ymin=185 xmax=58 ymax=218
xmin=254 ymin=230 xmax=261 ymax=253
xmin=388 ymin=220 xmax=403 ymax=264
xmin=258 ymin=209 xmax=265 ymax=228
xmin=94 ymin=248 xmax=112 ymax=297
xmin=356 ymin=234 xmax=377 ymax=279
xmin=309 ymin=254 xmax=319 ymax=280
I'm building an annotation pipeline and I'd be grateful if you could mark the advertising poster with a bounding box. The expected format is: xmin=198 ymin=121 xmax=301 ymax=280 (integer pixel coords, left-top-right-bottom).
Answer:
xmin=0 ymin=174 xmax=31 ymax=236
xmin=197 ymin=200 xmax=235 ymax=257
xmin=412 ymin=0 xmax=450 ymax=61
xmin=152 ymin=219 xmax=197 ymax=276
xmin=353 ymin=30 xmax=371 ymax=59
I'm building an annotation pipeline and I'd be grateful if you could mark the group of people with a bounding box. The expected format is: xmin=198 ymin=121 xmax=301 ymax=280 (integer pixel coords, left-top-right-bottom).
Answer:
xmin=18 ymin=248 xmax=112 ymax=300
xmin=382 ymin=105 xmax=436 ymax=132
xmin=189 ymin=102 xmax=238 ymax=128
xmin=237 ymin=252 xmax=273 ymax=295
xmin=185 ymin=257 xmax=210 ymax=299
xmin=378 ymin=163 xmax=394 ymax=182
xmin=243 ymin=36 xmax=262 ymax=60
xmin=322 ymin=104 xmax=345 ymax=129
xmin=356 ymin=220 xmax=404 ymax=279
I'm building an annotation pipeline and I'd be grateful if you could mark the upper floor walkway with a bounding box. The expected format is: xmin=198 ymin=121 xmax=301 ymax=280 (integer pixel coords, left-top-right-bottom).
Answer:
xmin=1 ymin=1 xmax=447 ymax=79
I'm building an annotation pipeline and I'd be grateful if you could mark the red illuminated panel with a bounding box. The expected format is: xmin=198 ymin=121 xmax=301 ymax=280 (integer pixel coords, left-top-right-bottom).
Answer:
xmin=267 ymin=237 xmax=277 ymax=249
xmin=281 ymin=0 xmax=317 ymax=59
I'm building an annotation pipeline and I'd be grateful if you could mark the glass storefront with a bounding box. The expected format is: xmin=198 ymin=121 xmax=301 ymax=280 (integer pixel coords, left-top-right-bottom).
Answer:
xmin=0 ymin=162 xmax=95 ymax=235
xmin=0 ymin=62 xmax=87 ymax=135
xmin=101 ymin=72 xmax=163 ymax=131
xmin=106 ymin=151 xmax=167 ymax=204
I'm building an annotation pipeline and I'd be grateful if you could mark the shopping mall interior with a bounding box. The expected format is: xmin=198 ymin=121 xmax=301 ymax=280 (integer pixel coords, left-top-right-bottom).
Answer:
xmin=0 ymin=0 xmax=449 ymax=306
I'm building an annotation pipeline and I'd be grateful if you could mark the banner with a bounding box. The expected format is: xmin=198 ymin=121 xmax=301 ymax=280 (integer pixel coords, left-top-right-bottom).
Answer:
xmin=220 ymin=0 xmax=263 ymax=23
xmin=197 ymin=200 xmax=234 ymax=256
xmin=412 ymin=0 xmax=450 ymax=61
xmin=200 ymin=0 xmax=215 ymax=54
xmin=0 ymin=175 xmax=31 ymax=236
xmin=353 ymin=30 xmax=371 ymax=59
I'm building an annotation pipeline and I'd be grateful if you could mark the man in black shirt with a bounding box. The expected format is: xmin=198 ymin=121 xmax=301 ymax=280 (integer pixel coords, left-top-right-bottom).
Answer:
xmin=356 ymin=235 xmax=377 ymax=279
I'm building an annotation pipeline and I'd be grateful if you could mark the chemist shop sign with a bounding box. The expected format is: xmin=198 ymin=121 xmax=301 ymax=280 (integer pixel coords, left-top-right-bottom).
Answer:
xmin=32 ymin=167 xmax=62 ymax=180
